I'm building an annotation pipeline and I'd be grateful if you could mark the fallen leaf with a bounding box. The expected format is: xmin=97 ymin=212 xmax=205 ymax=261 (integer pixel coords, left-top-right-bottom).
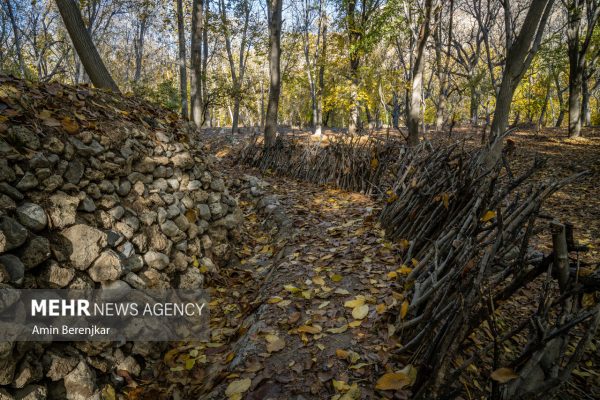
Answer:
xmin=297 ymin=325 xmax=322 ymax=334
xmin=344 ymin=296 xmax=365 ymax=308
xmin=376 ymin=303 xmax=387 ymax=314
xmin=375 ymin=372 xmax=410 ymax=391
xmin=61 ymin=116 xmax=79 ymax=134
xmin=490 ymin=367 xmax=518 ymax=383
xmin=327 ymin=324 xmax=348 ymax=334
xmin=265 ymin=335 xmax=286 ymax=353
xmin=352 ymin=304 xmax=369 ymax=320
xmin=400 ymin=300 xmax=409 ymax=319
xmin=225 ymin=378 xmax=251 ymax=398
xmin=332 ymin=379 xmax=351 ymax=392
xmin=480 ymin=210 xmax=496 ymax=222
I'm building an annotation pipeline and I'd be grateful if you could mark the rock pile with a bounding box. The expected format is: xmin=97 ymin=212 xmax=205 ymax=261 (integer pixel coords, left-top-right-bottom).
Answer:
xmin=0 ymin=77 xmax=242 ymax=399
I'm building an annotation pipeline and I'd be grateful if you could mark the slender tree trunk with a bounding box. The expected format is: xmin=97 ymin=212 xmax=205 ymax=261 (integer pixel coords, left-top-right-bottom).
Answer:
xmin=5 ymin=0 xmax=26 ymax=78
xmin=391 ymin=91 xmax=400 ymax=129
xmin=582 ymin=74 xmax=591 ymax=126
xmin=264 ymin=0 xmax=283 ymax=147
xmin=470 ymin=87 xmax=479 ymax=126
xmin=568 ymin=59 xmax=584 ymax=137
xmin=176 ymin=0 xmax=188 ymax=120
xmin=434 ymin=0 xmax=453 ymax=132
xmin=537 ymin=84 xmax=551 ymax=131
xmin=314 ymin=15 xmax=327 ymax=137
xmin=483 ymin=0 xmax=554 ymax=167
xmin=201 ymin=0 xmax=210 ymax=126
xmin=133 ymin=16 xmax=147 ymax=83
xmin=190 ymin=0 xmax=204 ymax=127
xmin=407 ymin=0 xmax=433 ymax=146
xmin=55 ymin=0 xmax=120 ymax=92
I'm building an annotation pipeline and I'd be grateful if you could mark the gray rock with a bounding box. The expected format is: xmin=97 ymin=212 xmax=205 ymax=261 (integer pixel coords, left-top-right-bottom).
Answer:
xmin=0 ymin=194 xmax=16 ymax=212
xmin=210 ymin=178 xmax=225 ymax=192
xmin=124 ymin=254 xmax=144 ymax=272
xmin=139 ymin=211 xmax=157 ymax=226
xmin=209 ymin=202 xmax=225 ymax=219
xmin=178 ymin=267 xmax=204 ymax=290
xmin=39 ymin=261 xmax=75 ymax=288
xmin=77 ymin=196 xmax=96 ymax=213
xmin=173 ymin=214 xmax=190 ymax=231
xmin=61 ymin=224 xmax=107 ymax=270
xmin=15 ymin=172 xmax=38 ymax=191
xmin=0 ymin=182 xmax=24 ymax=201
xmin=0 ymin=159 xmax=15 ymax=182
xmin=197 ymin=204 xmax=211 ymax=220
xmin=187 ymin=180 xmax=202 ymax=191
xmin=42 ymin=175 xmax=63 ymax=192
xmin=171 ymin=152 xmax=193 ymax=168
xmin=63 ymin=160 xmax=84 ymax=184
xmin=157 ymin=208 xmax=167 ymax=224
xmin=108 ymin=206 xmax=125 ymax=220
xmin=214 ymin=208 xmax=243 ymax=230
xmin=13 ymin=384 xmax=46 ymax=400
xmin=167 ymin=178 xmax=179 ymax=190
xmin=98 ymin=180 xmax=114 ymax=194
xmin=143 ymin=251 xmax=169 ymax=270
xmin=63 ymin=361 xmax=95 ymax=400
xmin=166 ymin=204 xmax=180 ymax=218
xmin=8 ymin=126 xmax=40 ymax=150
xmin=19 ymin=236 xmax=51 ymax=269
xmin=45 ymin=136 xmax=64 ymax=154
xmin=16 ymin=203 xmax=47 ymax=231
xmin=88 ymin=250 xmax=123 ymax=282
xmin=0 ymin=255 xmax=25 ymax=285
xmin=123 ymin=272 xmax=146 ymax=289
xmin=29 ymin=153 xmax=50 ymax=169
xmin=0 ymin=216 xmax=27 ymax=252
xmin=47 ymin=192 xmax=79 ymax=229
xmin=0 ymin=388 xmax=14 ymax=400
xmin=160 ymin=220 xmax=181 ymax=238
xmin=13 ymin=359 xmax=42 ymax=389
xmin=117 ymin=180 xmax=131 ymax=196
xmin=152 ymin=178 xmax=168 ymax=191
xmin=46 ymin=356 xmax=78 ymax=381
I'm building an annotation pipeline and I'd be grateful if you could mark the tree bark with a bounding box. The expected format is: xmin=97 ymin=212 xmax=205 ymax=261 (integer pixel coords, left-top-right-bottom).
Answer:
xmin=191 ymin=0 xmax=204 ymax=127
xmin=176 ymin=0 xmax=188 ymax=120
xmin=314 ymin=13 xmax=327 ymax=137
xmin=581 ymin=73 xmax=591 ymax=126
xmin=483 ymin=0 xmax=554 ymax=168
xmin=4 ymin=0 xmax=27 ymax=78
xmin=434 ymin=0 xmax=453 ymax=132
xmin=55 ymin=0 xmax=119 ymax=92
xmin=407 ymin=0 xmax=434 ymax=146
xmin=264 ymin=0 xmax=283 ymax=147
xmin=133 ymin=14 xmax=148 ymax=83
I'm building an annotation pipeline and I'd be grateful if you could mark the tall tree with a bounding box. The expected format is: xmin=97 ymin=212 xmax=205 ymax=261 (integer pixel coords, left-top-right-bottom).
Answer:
xmin=4 ymin=0 xmax=27 ymax=78
xmin=406 ymin=0 xmax=435 ymax=145
xmin=564 ymin=0 xmax=600 ymax=137
xmin=483 ymin=0 xmax=555 ymax=167
xmin=191 ymin=0 xmax=204 ymax=127
xmin=176 ymin=0 xmax=188 ymax=119
xmin=55 ymin=0 xmax=120 ymax=92
xmin=264 ymin=0 xmax=283 ymax=146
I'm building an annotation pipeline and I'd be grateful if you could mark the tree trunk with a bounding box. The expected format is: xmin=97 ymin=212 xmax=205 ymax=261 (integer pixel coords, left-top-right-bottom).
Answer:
xmin=201 ymin=0 xmax=210 ymax=125
xmin=568 ymin=60 xmax=583 ymax=137
xmin=434 ymin=0 xmax=454 ymax=132
xmin=483 ymin=0 xmax=554 ymax=168
xmin=314 ymin=15 xmax=327 ymax=137
xmin=55 ymin=0 xmax=120 ymax=92
xmin=391 ymin=91 xmax=400 ymax=129
xmin=407 ymin=0 xmax=433 ymax=146
xmin=470 ymin=88 xmax=479 ymax=126
xmin=190 ymin=0 xmax=204 ymax=127
xmin=133 ymin=16 xmax=148 ymax=83
xmin=176 ymin=0 xmax=188 ymax=120
xmin=582 ymin=75 xmax=591 ymax=127
xmin=264 ymin=0 xmax=283 ymax=147
xmin=5 ymin=0 xmax=26 ymax=78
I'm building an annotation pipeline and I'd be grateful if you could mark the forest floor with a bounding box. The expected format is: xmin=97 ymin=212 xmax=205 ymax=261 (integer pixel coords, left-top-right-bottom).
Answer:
xmin=143 ymin=126 xmax=600 ymax=400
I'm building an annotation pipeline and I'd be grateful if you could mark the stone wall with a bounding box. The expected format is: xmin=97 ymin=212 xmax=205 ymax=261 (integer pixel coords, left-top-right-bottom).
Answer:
xmin=0 ymin=89 xmax=242 ymax=399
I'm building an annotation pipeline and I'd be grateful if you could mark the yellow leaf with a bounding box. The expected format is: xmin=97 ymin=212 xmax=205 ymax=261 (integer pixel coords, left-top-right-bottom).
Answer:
xmin=331 ymin=274 xmax=343 ymax=282
xmin=312 ymin=276 xmax=325 ymax=285
xmin=376 ymin=303 xmax=387 ymax=314
xmin=375 ymin=372 xmax=410 ymax=391
xmin=397 ymin=265 xmax=412 ymax=275
xmin=349 ymin=320 xmax=362 ymax=328
xmin=327 ymin=324 xmax=348 ymax=334
xmin=371 ymin=158 xmax=379 ymax=170
xmin=490 ymin=367 xmax=519 ymax=383
xmin=284 ymin=284 xmax=301 ymax=293
xmin=185 ymin=358 xmax=196 ymax=370
xmin=344 ymin=296 xmax=365 ymax=308
xmin=398 ymin=364 xmax=417 ymax=386
xmin=297 ymin=325 xmax=322 ymax=334
xmin=301 ymin=290 xmax=312 ymax=299
xmin=400 ymin=300 xmax=409 ymax=319
xmin=442 ymin=192 xmax=449 ymax=209
xmin=339 ymin=383 xmax=361 ymax=400
xmin=225 ymin=378 xmax=251 ymax=398
xmin=268 ymin=296 xmax=283 ymax=304
xmin=335 ymin=349 xmax=349 ymax=359
xmin=265 ymin=335 xmax=285 ymax=353
xmin=332 ymin=379 xmax=351 ymax=392
xmin=481 ymin=210 xmax=496 ymax=222
xmin=352 ymin=304 xmax=369 ymax=320
xmin=399 ymin=239 xmax=409 ymax=250
xmin=61 ymin=116 xmax=79 ymax=134
xmin=387 ymin=271 xmax=398 ymax=279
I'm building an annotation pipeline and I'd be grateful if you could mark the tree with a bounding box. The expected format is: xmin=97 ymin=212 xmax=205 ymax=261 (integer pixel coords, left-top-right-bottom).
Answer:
xmin=3 ymin=0 xmax=27 ymax=78
xmin=483 ymin=0 xmax=555 ymax=167
xmin=191 ymin=0 xmax=205 ymax=127
xmin=55 ymin=0 xmax=120 ymax=92
xmin=176 ymin=0 xmax=188 ymax=119
xmin=564 ymin=0 xmax=600 ymax=137
xmin=264 ymin=0 xmax=283 ymax=146
xmin=406 ymin=0 xmax=435 ymax=146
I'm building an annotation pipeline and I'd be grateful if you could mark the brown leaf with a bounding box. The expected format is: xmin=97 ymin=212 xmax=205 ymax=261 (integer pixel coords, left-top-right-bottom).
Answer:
xmin=375 ymin=372 xmax=410 ymax=391
xmin=490 ymin=367 xmax=519 ymax=383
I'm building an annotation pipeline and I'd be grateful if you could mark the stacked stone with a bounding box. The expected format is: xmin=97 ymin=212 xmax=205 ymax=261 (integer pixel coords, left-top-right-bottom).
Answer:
xmin=0 ymin=121 xmax=242 ymax=399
